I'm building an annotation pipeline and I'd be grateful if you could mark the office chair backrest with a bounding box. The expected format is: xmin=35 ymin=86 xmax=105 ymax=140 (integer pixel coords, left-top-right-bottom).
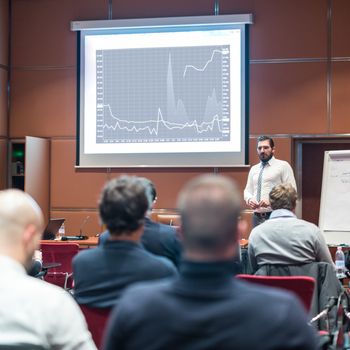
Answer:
xmin=80 ymin=305 xmax=112 ymax=349
xmin=236 ymin=274 xmax=315 ymax=312
xmin=41 ymin=242 xmax=80 ymax=289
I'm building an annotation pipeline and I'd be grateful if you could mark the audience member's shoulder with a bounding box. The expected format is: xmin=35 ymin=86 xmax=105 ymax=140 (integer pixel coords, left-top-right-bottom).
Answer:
xmin=98 ymin=230 xmax=109 ymax=244
xmin=248 ymin=224 xmax=263 ymax=241
xmin=141 ymin=249 xmax=177 ymax=272
xmin=158 ymin=222 xmax=177 ymax=235
xmin=298 ymin=218 xmax=320 ymax=230
xmin=73 ymin=243 xmax=100 ymax=264
xmin=24 ymin=273 xmax=76 ymax=302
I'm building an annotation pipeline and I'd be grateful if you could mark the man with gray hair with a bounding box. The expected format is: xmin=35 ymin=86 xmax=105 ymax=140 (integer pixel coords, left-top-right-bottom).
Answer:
xmin=103 ymin=175 xmax=317 ymax=350
xmin=0 ymin=189 xmax=96 ymax=349
xmin=248 ymin=183 xmax=334 ymax=272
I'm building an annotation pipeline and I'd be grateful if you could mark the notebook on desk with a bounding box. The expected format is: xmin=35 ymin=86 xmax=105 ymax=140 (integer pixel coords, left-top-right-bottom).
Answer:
xmin=42 ymin=218 xmax=65 ymax=240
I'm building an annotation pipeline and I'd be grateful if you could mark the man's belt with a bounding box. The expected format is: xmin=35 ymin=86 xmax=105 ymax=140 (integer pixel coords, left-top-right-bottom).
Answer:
xmin=253 ymin=212 xmax=272 ymax=218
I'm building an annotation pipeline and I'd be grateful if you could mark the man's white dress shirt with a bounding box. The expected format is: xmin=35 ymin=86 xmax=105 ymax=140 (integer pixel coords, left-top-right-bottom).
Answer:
xmin=0 ymin=255 xmax=96 ymax=349
xmin=244 ymin=156 xmax=297 ymax=212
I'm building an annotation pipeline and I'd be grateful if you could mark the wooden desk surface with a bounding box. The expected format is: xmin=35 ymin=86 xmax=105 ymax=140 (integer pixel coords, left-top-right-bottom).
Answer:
xmin=41 ymin=237 xmax=98 ymax=248
xmin=41 ymin=237 xmax=246 ymax=249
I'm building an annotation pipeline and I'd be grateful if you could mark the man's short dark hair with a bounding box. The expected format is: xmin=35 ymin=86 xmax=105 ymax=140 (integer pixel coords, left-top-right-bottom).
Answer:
xmin=269 ymin=183 xmax=297 ymax=211
xmin=99 ymin=176 xmax=148 ymax=236
xmin=177 ymin=175 xmax=241 ymax=254
xmin=257 ymin=135 xmax=275 ymax=148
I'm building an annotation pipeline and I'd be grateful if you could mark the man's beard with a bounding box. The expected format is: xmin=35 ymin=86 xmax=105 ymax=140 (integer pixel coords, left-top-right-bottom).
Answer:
xmin=259 ymin=153 xmax=273 ymax=163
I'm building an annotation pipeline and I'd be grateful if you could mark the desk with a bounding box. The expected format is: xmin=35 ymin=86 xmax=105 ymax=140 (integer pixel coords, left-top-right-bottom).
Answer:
xmin=41 ymin=237 xmax=246 ymax=249
xmin=41 ymin=237 xmax=98 ymax=249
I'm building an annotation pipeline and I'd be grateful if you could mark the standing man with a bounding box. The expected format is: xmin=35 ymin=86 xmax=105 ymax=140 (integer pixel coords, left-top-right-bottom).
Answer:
xmin=244 ymin=135 xmax=297 ymax=226
xmin=103 ymin=175 xmax=317 ymax=350
xmin=0 ymin=189 xmax=96 ymax=349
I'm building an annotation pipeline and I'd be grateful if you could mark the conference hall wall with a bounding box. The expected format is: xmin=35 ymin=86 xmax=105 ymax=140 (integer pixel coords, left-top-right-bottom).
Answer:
xmin=0 ymin=0 xmax=8 ymax=190
xmin=8 ymin=0 xmax=350 ymax=236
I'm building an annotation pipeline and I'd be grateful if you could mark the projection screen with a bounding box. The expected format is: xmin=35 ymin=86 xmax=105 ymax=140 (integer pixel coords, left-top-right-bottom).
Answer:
xmin=72 ymin=14 xmax=252 ymax=167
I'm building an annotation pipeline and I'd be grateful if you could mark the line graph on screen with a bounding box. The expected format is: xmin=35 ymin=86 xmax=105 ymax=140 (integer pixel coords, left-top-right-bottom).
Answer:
xmin=95 ymin=45 xmax=231 ymax=144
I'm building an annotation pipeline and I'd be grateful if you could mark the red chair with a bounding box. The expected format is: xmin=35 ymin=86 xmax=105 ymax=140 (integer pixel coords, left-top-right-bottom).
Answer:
xmin=236 ymin=274 xmax=315 ymax=312
xmin=80 ymin=305 xmax=112 ymax=349
xmin=40 ymin=243 xmax=80 ymax=290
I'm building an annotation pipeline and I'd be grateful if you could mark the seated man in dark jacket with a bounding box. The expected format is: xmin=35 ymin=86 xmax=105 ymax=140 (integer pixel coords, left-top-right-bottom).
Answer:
xmin=103 ymin=175 xmax=318 ymax=350
xmin=99 ymin=177 xmax=182 ymax=267
xmin=73 ymin=176 xmax=177 ymax=308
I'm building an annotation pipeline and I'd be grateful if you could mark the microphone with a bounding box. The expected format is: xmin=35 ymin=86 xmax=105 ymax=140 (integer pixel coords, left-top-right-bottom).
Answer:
xmin=61 ymin=216 xmax=90 ymax=241
xmin=324 ymin=296 xmax=338 ymax=311
xmin=79 ymin=215 xmax=90 ymax=237
xmin=309 ymin=296 xmax=338 ymax=325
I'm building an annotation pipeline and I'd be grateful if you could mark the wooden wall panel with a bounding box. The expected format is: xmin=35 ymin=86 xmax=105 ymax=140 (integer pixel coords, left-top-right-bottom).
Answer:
xmin=109 ymin=168 xmax=213 ymax=209
xmin=8 ymin=0 xmax=350 ymax=221
xmin=0 ymin=138 xmax=7 ymax=189
xmin=11 ymin=0 xmax=108 ymax=67
xmin=332 ymin=0 xmax=350 ymax=58
xmin=0 ymin=0 xmax=9 ymax=66
xmin=108 ymin=169 xmax=249 ymax=210
xmin=221 ymin=0 xmax=327 ymax=59
xmin=51 ymin=210 xmax=102 ymax=237
xmin=10 ymin=69 xmax=75 ymax=137
xmin=331 ymin=62 xmax=350 ymax=133
xmin=250 ymin=62 xmax=328 ymax=134
xmin=112 ymin=0 xmax=213 ymax=19
xmin=51 ymin=139 xmax=107 ymax=208
xmin=219 ymin=0 xmax=255 ymax=15
xmin=0 ymin=68 xmax=8 ymax=136
xmin=218 ymin=169 xmax=251 ymax=197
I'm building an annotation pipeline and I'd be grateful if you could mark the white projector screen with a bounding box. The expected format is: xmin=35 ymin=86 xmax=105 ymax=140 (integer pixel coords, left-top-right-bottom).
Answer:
xmin=72 ymin=14 xmax=252 ymax=167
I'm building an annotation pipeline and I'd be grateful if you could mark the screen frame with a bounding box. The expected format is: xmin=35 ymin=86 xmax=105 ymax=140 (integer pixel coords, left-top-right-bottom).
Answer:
xmin=72 ymin=14 xmax=252 ymax=168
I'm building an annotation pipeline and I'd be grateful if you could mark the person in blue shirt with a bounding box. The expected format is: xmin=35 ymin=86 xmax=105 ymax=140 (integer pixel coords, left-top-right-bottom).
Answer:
xmin=99 ymin=177 xmax=182 ymax=267
xmin=73 ymin=176 xmax=177 ymax=308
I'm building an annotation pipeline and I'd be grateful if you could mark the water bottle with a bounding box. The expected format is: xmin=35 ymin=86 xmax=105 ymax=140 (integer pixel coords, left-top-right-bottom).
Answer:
xmin=57 ymin=222 xmax=65 ymax=240
xmin=335 ymin=246 xmax=345 ymax=278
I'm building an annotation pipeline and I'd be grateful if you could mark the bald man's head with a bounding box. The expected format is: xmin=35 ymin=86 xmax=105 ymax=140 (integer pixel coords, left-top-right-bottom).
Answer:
xmin=0 ymin=190 xmax=44 ymax=266
xmin=177 ymin=175 xmax=242 ymax=259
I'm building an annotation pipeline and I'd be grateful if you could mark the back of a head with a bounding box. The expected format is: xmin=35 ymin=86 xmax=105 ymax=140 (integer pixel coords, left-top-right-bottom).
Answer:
xmin=0 ymin=189 xmax=44 ymax=246
xmin=138 ymin=177 xmax=157 ymax=210
xmin=99 ymin=175 xmax=149 ymax=236
xmin=177 ymin=174 xmax=241 ymax=256
xmin=269 ymin=183 xmax=297 ymax=211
